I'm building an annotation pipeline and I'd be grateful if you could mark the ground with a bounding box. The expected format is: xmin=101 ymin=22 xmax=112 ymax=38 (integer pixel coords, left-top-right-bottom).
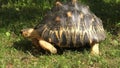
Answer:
xmin=0 ymin=0 xmax=120 ymax=68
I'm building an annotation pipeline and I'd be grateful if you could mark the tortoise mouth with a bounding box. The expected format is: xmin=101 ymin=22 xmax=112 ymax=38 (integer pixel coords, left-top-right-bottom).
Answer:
xmin=20 ymin=29 xmax=32 ymax=38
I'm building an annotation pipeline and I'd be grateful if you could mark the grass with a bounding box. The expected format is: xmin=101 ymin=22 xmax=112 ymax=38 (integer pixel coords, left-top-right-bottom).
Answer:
xmin=0 ymin=0 xmax=120 ymax=68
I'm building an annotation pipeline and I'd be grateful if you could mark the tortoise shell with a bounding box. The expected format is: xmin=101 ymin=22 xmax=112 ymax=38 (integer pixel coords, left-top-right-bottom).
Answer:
xmin=34 ymin=0 xmax=106 ymax=47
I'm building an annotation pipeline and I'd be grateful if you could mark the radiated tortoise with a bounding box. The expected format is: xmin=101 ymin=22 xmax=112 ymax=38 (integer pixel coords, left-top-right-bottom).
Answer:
xmin=21 ymin=0 xmax=106 ymax=55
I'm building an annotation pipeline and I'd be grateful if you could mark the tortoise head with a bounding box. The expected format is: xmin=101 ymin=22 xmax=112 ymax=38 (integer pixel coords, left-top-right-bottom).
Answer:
xmin=21 ymin=28 xmax=39 ymax=39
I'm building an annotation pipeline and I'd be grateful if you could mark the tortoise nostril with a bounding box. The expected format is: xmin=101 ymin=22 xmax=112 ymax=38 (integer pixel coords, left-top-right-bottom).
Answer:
xmin=20 ymin=31 xmax=23 ymax=34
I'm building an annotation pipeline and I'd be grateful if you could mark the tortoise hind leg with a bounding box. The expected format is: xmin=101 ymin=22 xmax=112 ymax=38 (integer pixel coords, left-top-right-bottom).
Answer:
xmin=38 ymin=39 xmax=57 ymax=54
xmin=90 ymin=43 xmax=99 ymax=55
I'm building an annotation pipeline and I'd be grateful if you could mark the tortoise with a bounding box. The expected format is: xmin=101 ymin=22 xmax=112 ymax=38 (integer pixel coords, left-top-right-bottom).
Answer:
xmin=21 ymin=0 xmax=106 ymax=55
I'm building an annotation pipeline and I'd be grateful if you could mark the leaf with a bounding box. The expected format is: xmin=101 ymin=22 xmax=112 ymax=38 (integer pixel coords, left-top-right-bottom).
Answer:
xmin=15 ymin=8 xmax=20 ymax=11
xmin=6 ymin=32 xmax=11 ymax=37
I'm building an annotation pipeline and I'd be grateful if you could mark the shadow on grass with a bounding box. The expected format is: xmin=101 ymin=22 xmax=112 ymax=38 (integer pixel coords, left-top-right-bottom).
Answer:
xmin=12 ymin=39 xmax=50 ymax=57
xmin=13 ymin=39 xmax=89 ymax=56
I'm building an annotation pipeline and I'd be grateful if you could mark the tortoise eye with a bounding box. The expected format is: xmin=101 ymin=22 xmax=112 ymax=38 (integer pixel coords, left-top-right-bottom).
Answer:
xmin=20 ymin=31 xmax=23 ymax=34
xmin=24 ymin=33 xmax=28 ymax=36
xmin=22 ymin=32 xmax=29 ymax=37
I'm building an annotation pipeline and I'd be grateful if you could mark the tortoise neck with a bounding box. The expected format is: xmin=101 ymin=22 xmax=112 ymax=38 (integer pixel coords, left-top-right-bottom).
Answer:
xmin=30 ymin=30 xmax=41 ymax=39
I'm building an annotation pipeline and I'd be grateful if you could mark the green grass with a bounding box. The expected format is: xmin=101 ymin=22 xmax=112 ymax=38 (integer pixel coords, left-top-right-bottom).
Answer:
xmin=0 ymin=0 xmax=120 ymax=68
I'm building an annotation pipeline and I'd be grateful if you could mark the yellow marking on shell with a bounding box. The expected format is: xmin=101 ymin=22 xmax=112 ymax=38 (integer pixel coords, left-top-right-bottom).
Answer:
xmin=90 ymin=26 xmax=93 ymax=32
xmin=90 ymin=17 xmax=100 ymax=42
xmin=90 ymin=26 xmax=99 ymax=43
xmin=59 ymin=28 xmax=63 ymax=39
xmin=89 ymin=18 xmax=94 ymax=31
xmin=72 ymin=0 xmax=77 ymax=4
xmin=56 ymin=1 xmax=62 ymax=6
xmin=49 ymin=30 xmax=54 ymax=42
xmin=71 ymin=27 xmax=74 ymax=33
xmin=82 ymin=31 xmax=87 ymax=44
xmin=80 ymin=13 xmax=84 ymax=19
xmin=55 ymin=16 xmax=61 ymax=22
xmin=55 ymin=30 xmax=59 ymax=40
xmin=89 ymin=32 xmax=93 ymax=44
xmin=41 ymin=27 xmax=48 ymax=37
xmin=88 ymin=18 xmax=95 ymax=44
xmin=91 ymin=18 xmax=95 ymax=22
xmin=79 ymin=31 xmax=83 ymax=44
xmin=67 ymin=11 xmax=72 ymax=17
xmin=54 ymin=30 xmax=61 ymax=46
xmin=71 ymin=27 xmax=76 ymax=47
xmin=65 ymin=27 xmax=69 ymax=46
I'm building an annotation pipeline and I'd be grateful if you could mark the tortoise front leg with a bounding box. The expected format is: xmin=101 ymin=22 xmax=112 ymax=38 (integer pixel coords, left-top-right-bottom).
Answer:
xmin=38 ymin=39 xmax=57 ymax=54
xmin=90 ymin=43 xmax=99 ymax=55
xmin=32 ymin=39 xmax=40 ymax=48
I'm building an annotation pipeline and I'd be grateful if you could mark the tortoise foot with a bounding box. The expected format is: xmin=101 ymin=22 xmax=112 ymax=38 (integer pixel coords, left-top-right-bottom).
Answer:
xmin=90 ymin=43 xmax=99 ymax=55
xmin=38 ymin=39 xmax=57 ymax=54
